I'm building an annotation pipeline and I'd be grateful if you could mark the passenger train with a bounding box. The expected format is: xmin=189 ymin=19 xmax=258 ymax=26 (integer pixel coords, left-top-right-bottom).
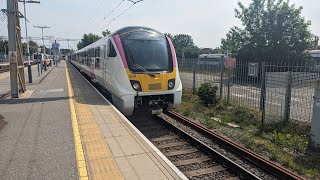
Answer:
xmin=69 ymin=26 xmax=182 ymax=116
xmin=198 ymin=54 xmax=228 ymax=65
xmin=33 ymin=53 xmax=52 ymax=68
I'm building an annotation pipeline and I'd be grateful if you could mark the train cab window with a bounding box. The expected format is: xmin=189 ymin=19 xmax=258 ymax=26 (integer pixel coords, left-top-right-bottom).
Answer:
xmin=108 ymin=39 xmax=117 ymax=57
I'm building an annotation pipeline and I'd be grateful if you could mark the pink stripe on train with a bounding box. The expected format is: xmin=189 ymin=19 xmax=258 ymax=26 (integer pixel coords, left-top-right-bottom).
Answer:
xmin=166 ymin=36 xmax=177 ymax=67
xmin=113 ymin=34 xmax=128 ymax=68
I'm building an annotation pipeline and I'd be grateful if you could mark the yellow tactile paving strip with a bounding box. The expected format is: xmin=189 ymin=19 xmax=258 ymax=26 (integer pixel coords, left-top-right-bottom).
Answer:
xmin=66 ymin=64 xmax=123 ymax=180
xmin=66 ymin=63 xmax=89 ymax=180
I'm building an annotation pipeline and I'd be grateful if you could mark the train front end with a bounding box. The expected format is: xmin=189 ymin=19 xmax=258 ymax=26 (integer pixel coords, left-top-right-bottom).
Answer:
xmin=115 ymin=27 xmax=182 ymax=115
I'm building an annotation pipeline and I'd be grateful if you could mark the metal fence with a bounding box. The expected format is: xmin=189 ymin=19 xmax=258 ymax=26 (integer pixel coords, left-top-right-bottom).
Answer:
xmin=178 ymin=59 xmax=320 ymax=123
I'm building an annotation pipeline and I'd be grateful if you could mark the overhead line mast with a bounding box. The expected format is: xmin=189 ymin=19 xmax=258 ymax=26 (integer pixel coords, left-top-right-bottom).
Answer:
xmin=33 ymin=25 xmax=50 ymax=54
xmin=4 ymin=0 xmax=26 ymax=97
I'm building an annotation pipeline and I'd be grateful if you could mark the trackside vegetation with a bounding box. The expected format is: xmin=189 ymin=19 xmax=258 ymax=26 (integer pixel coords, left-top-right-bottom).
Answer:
xmin=175 ymin=85 xmax=320 ymax=179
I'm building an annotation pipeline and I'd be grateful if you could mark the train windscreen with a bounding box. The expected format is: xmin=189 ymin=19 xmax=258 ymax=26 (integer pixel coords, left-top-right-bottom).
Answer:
xmin=120 ymin=31 xmax=173 ymax=72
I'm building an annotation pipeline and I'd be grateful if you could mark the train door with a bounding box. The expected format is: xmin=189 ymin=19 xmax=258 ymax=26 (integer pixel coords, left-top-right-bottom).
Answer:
xmin=95 ymin=46 xmax=103 ymax=82
xmin=90 ymin=48 xmax=96 ymax=78
xmin=102 ymin=45 xmax=107 ymax=85
xmin=105 ymin=39 xmax=117 ymax=93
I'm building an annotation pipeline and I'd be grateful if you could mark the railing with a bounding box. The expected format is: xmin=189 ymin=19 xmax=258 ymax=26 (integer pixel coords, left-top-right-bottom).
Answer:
xmin=178 ymin=59 xmax=319 ymax=123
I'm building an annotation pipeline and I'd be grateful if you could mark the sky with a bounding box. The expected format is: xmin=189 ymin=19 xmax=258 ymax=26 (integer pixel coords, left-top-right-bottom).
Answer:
xmin=0 ymin=0 xmax=319 ymax=49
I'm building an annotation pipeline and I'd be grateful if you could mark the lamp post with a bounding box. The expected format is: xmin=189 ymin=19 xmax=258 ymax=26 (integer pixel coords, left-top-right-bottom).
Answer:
xmin=19 ymin=0 xmax=40 ymax=83
xmin=34 ymin=25 xmax=50 ymax=71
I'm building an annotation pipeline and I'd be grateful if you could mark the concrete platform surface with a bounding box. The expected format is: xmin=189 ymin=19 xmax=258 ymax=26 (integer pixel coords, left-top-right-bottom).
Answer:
xmin=0 ymin=64 xmax=53 ymax=99
xmin=0 ymin=61 xmax=186 ymax=180
xmin=0 ymin=62 xmax=77 ymax=179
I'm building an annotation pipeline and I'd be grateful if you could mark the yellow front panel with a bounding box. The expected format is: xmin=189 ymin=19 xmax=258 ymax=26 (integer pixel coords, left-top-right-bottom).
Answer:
xmin=125 ymin=67 xmax=177 ymax=92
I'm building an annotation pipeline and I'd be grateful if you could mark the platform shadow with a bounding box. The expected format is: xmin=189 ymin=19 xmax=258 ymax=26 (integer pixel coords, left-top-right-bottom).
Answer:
xmin=0 ymin=96 xmax=112 ymax=106
xmin=0 ymin=96 xmax=70 ymax=104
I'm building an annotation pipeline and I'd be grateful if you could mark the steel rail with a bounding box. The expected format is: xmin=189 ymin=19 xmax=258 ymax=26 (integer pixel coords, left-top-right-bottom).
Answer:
xmin=167 ymin=111 xmax=305 ymax=180
xmin=155 ymin=115 xmax=262 ymax=179
xmin=0 ymin=61 xmax=36 ymax=73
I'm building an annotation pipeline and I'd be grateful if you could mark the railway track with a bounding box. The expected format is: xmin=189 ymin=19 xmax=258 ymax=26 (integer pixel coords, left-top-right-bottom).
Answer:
xmin=0 ymin=61 xmax=36 ymax=73
xmin=130 ymin=113 xmax=257 ymax=179
xmin=165 ymin=111 xmax=305 ymax=180
xmin=129 ymin=111 xmax=305 ymax=180
xmin=72 ymin=61 xmax=305 ymax=180
xmin=0 ymin=67 xmax=9 ymax=73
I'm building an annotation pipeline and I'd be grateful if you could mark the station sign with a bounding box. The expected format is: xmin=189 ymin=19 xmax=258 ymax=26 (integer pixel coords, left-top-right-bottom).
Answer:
xmin=224 ymin=58 xmax=236 ymax=68
xmin=248 ymin=63 xmax=259 ymax=77
xmin=9 ymin=51 xmax=17 ymax=63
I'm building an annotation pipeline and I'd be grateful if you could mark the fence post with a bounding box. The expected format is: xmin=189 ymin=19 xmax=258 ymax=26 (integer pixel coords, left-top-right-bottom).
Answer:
xmin=260 ymin=62 xmax=266 ymax=125
xmin=220 ymin=56 xmax=225 ymax=98
xmin=192 ymin=58 xmax=196 ymax=94
xmin=311 ymin=80 xmax=320 ymax=148
xmin=227 ymin=69 xmax=231 ymax=103
xmin=284 ymin=71 xmax=292 ymax=122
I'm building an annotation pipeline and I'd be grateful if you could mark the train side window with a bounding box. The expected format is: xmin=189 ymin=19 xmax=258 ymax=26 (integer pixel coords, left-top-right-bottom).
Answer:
xmin=107 ymin=39 xmax=117 ymax=57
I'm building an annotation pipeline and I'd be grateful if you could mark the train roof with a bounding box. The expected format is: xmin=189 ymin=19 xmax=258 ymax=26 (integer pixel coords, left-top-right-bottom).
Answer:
xmin=112 ymin=26 xmax=163 ymax=36
xmin=198 ymin=54 xmax=228 ymax=59
xmin=74 ymin=26 xmax=164 ymax=54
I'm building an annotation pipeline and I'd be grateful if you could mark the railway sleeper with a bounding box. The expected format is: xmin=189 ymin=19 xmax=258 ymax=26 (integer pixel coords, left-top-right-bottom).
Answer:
xmin=174 ymin=156 xmax=211 ymax=166
xmin=151 ymin=135 xmax=179 ymax=142
xmin=163 ymin=148 xmax=198 ymax=157
xmin=138 ymin=125 xmax=164 ymax=132
xmin=157 ymin=141 xmax=189 ymax=149
xmin=184 ymin=165 xmax=226 ymax=177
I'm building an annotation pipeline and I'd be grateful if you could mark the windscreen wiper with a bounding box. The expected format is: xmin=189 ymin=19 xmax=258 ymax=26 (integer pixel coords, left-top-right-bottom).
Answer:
xmin=127 ymin=47 xmax=156 ymax=78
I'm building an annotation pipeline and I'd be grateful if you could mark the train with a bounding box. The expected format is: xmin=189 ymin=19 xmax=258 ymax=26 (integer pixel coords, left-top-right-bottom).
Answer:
xmin=32 ymin=53 xmax=52 ymax=68
xmin=198 ymin=54 xmax=228 ymax=65
xmin=69 ymin=26 xmax=182 ymax=116
xmin=309 ymin=50 xmax=320 ymax=70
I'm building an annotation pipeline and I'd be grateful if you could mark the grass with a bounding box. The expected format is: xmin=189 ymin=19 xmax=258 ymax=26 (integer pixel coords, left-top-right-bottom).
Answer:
xmin=175 ymin=88 xmax=320 ymax=180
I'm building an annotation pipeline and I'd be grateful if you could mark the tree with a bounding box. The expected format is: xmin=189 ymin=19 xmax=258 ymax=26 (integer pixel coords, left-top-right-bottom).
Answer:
xmin=102 ymin=29 xmax=111 ymax=37
xmin=311 ymin=35 xmax=319 ymax=49
xmin=171 ymin=34 xmax=196 ymax=58
xmin=0 ymin=40 xmax=8 ymax=55
xmin=38 ymin=45 xmax=50 ymax=54
xmin=172 ymin=34 xmax=194 ymax=49
xmin=200 ymin=47 xmax=224 ymax=54
xmin=221 ymin=27 xmax=245 ymax=57
xmin=184 ymin=45 xmax=201 ymax=58
xmin=28 ymin=40 xmax=38 ymax=54
xmin=221 ymin=0 xmax=312 ymax=62
xmin=22 ymin=40 xmax=38 ymax=55
xmin=77 ymin=33 xmax=101 ymax=50
xmin=164 ymin=33 xmax=173 ymax=39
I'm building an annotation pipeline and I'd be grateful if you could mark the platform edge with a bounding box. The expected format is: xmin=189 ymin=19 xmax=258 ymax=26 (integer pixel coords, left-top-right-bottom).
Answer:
xmin=70 ymin=61 xmax=188 ymax=180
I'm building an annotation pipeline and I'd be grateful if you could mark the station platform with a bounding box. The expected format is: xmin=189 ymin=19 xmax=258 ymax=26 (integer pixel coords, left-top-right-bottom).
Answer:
xmin=0 ymin=63 xmax=52 ymax=99
xmin=0 ymin=61 xmax=185 ymax=180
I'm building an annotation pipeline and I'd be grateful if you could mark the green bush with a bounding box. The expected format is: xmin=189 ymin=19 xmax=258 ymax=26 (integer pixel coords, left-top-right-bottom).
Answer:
xmin=271 ymin=130 xmax=309 ymax=153
xmin=197 ymin=82 xmax=218 ymax=106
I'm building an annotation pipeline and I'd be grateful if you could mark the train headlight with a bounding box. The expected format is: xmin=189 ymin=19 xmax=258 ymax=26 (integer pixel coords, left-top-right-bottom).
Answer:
xmin=168 ymin=79 xmax=175 ymax=90
xmin=130 ymin=80 xmax=142 ymax=92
